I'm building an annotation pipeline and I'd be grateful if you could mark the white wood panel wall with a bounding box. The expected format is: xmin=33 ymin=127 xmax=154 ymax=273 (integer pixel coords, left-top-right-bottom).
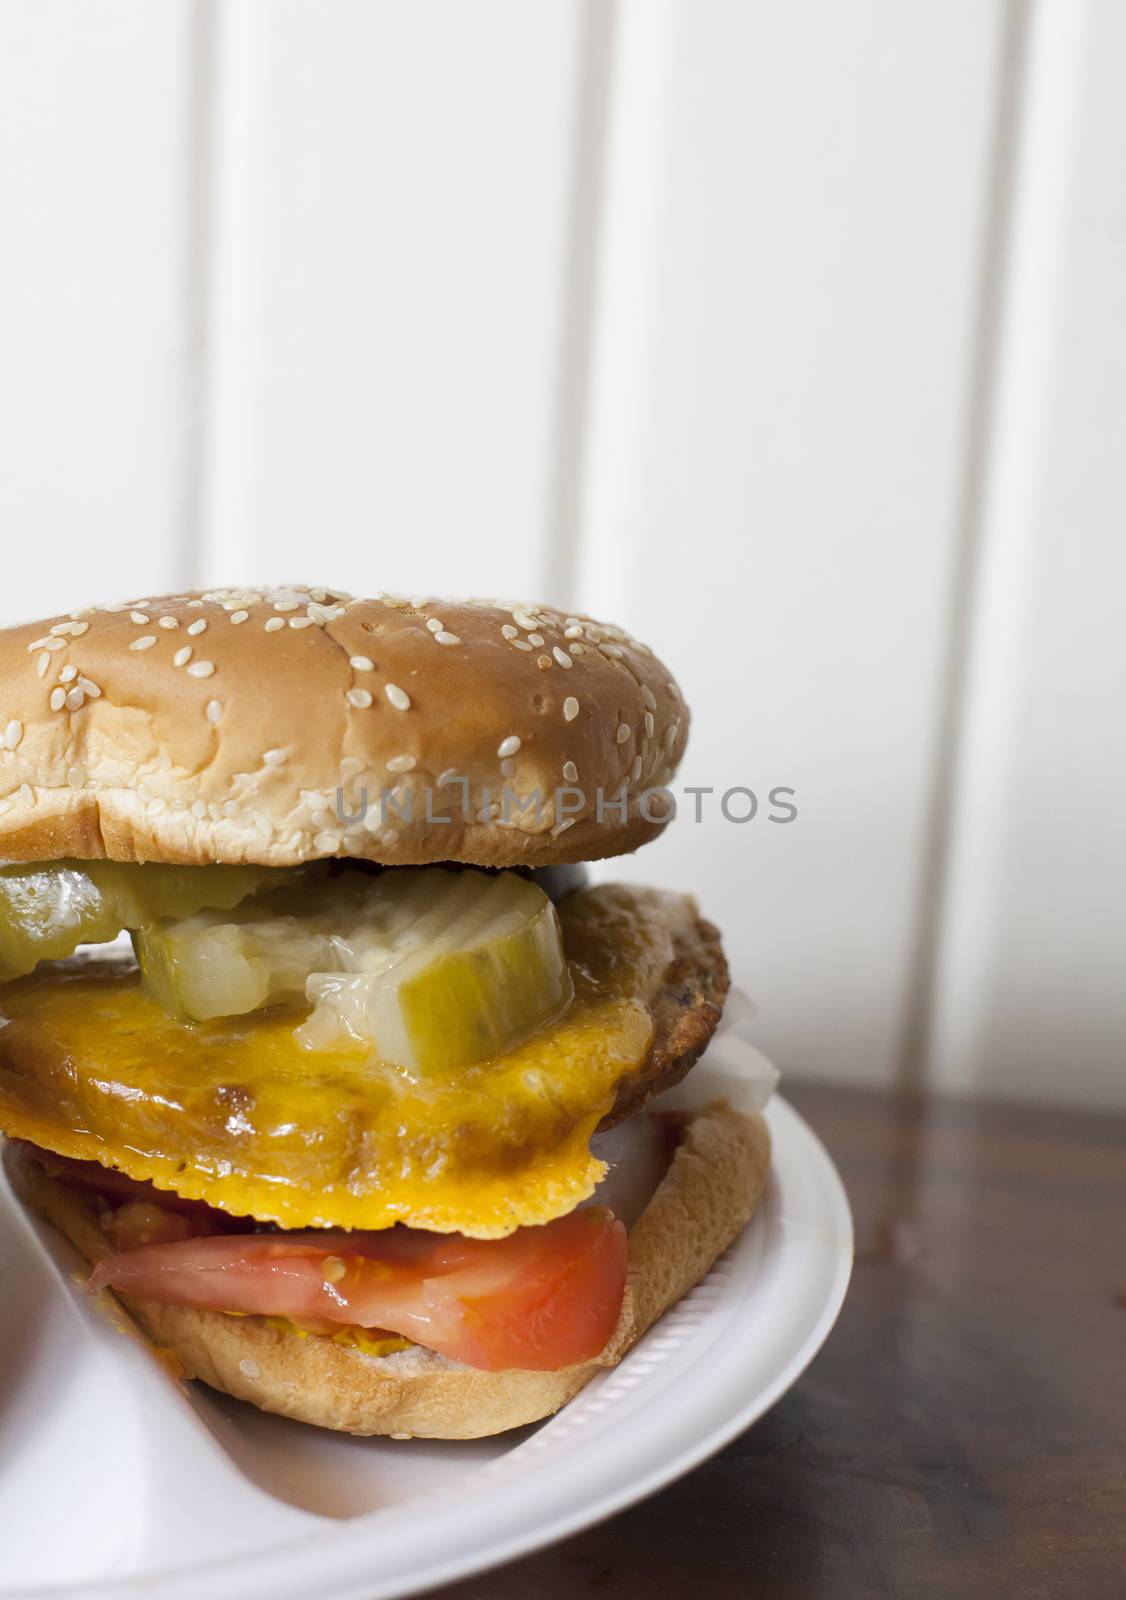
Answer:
xmin=927 ymin=0 xmax=1126 ymax=1108
xmin=0 ymin=0 xmax=1121 ymax=1106
xmin=0 ymin=1 xmax=202 ymax=618
xmin=197 ymin=0 xmax=598 ymax=600
xmin=576 ymin=0 xmax=1013 ymax=1096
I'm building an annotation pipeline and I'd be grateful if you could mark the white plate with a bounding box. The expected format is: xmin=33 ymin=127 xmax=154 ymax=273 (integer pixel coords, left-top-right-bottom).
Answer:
xmin=0 ymin=1091 xmax=851 ymax=1600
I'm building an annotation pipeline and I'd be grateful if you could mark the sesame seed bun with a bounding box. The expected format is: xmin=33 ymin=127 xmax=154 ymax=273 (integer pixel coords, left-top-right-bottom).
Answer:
xmin=6 ymin=1101 xmax=770 ymax=1439
xmin=0 ymin=587 xmax=688 ymax=867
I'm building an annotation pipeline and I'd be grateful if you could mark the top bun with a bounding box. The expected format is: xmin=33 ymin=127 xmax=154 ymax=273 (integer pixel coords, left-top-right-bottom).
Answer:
xmin=0 ymin=587 xmax=688 ymax=868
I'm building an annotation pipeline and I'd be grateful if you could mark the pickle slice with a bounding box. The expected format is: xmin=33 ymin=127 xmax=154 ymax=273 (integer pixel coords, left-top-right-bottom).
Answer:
xmin=133 ymin=912 xmax=332 ymax=1023
xmin=0 ymin=861 xmax=290 ymax=981
xmin=133 ymin=866 xmax=575 ymax=1075
xmin=300 ymin=872 xmax=575 ymax=1073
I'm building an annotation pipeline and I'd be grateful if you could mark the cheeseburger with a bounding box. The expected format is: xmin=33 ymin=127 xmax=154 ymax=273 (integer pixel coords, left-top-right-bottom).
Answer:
xmin=0 ymin=587 xmax=769 ymax=1438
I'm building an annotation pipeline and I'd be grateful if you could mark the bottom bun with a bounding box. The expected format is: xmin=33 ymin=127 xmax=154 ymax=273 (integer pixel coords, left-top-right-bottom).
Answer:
xmin=7 ymin=1101 xmax=770 ymax=1439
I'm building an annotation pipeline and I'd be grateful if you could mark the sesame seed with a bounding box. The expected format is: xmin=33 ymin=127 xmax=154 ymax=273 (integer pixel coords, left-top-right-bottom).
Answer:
xmin=510 ymin=639 xmax=533 ymax=652
xmin=230 ymin=610 xmax=249 ymax=625
xmin=263 ymin=747 xmax=289 ymax=766
xmin=500 ymin=758 xmax=515 ymax=778
xmin=49 ymin=688 xmax=66 ymax=711
xmin=501 ymin=624 xmax=518 ymax=640
xmin=641 ymin=685 xmax=657 ymax=710
xmin=601 ymin=643 xmax=624 ymax=658
xmin=435 ymin=631 xmax=461 ymax=646
xmin=322 ymin=1256 xmax=346 ymax=1284
xmin=273 ymin=600 xmax=299 ymax=613
xmin=349 ymin=655 xmax=374 ymax=671
xmin=147 ymin=798 xmax=166 ymax=817
xmin=617 ymin=723 xmax=631 ymax=744
xmin=569 ymin=642 xmax=585 ymax=656
xmin=563 ymin=696 xmax=579 ymax=722
xmin=563 ymin=760 xmax=578 ymax=783
xmin=288 ymin=615 xmax=314 ymax=629
xmin=314 ymin=830 xmax=342 ymax=851
xmin=426 ymin=618 xmax=443 ymax=633
xmin=206 ymin=699 xmax=222 ymax=724
xmin=59 ymin=664 xmax=78 ymax=684
xmin=631 ymin=756 xmax=643 ymax=781
xmin=36 ymin=653 xmax=50 ymax=678
xmin=173 ymin=646 xmax=193 ymax=667
xmin=552 ymin=647 xmax=572 ymax=670
xmin=238 ymin=1358 xmax=261 ymax=1380
xmin=385 ymin=683 xmax=411 ymax=711
xmin=187 ymin=660 xmax=215 ymax=678
xmin=386 ymin=754 xmax=416 ymax=773
xmin=644 ymin=711 xmax=655 ymax=738
xmin=497 ymin=734 xmax=522 ymax=758
xmin=347 ymin=687 xmax=373 ymax=708
xmin=437 ymin=767 xmax=459 ymax=787
xmin=19 ymin=783 xmax=34 ymax=805
xmin=186 ymin=599 xmax=204 ymax=607
xmin=187 ymin=618 xmax=207 ymax=636
xmin=264 ymin=617 xmax=285 ymax=633
xmin=4 ymin=720 xmax=22 ymax=750
xmin=27 ymin=637 xmax=52 ymax=651
xmin=537 ymin=655 xmax=552 ymax=670
xmin=78 ymin=677 xmax=101 ymax=698
xmin=512 ymin=609 xmax=539 ymax=630
xmin=528 ymin=633 xmax=544 ymax=648
xmin=66 ymin=765 xmax=85 ymax=789
xmin=191 ymin=798 xmax=207 ymax=819
xmin=158 ymin=615 xmax=178 ymax=629
xmin=129 ymin=635 xmax=157 ymax=652
xmin=130 ymin=611 xmax=149 ymax=625
xmin=551 ymin=816 xmax=577 ymax=837
xmin=564 ymin=624 xmax=583 ymax=639
xmin=65 ymin=687 xmax=86 ymax=711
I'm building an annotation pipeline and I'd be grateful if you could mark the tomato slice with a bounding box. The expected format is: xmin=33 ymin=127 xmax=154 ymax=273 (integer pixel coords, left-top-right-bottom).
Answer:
xmin=90 ymin=1208 xmax=627 ymax=1371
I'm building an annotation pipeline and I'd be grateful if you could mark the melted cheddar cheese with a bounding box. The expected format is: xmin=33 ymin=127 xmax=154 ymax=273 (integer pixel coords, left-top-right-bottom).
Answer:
xmin=0 ymin=886 xmax=684 ymax=1237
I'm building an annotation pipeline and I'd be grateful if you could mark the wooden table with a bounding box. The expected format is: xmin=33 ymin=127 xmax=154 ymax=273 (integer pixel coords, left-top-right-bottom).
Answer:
xmin=431 ymin=1082 xmax=1126 ymax=1599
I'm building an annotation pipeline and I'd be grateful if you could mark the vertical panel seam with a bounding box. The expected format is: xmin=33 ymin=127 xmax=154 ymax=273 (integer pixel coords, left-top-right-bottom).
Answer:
xmin=894 ymin=0 xmax=1034 ymax=1091
xmin=179 ymin=0 xmax=220 ymax=591
xmin=540 ymin=0 xmax=619 ymax=609
xmin=192 ymin=0 xmax=261 ymax=589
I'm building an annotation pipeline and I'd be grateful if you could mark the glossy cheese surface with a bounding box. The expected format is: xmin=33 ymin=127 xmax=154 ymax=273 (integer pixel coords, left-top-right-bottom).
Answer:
xmin=0 ymin=887 xmax=680 ymax=1237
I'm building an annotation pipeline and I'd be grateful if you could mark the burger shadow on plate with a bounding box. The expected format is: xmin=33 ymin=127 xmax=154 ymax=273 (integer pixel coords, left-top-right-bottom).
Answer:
xmin=183 ymin=1379 xmax=527 ymax=1521
xmin=0 ymin=1205 xmax=59 ymax=1427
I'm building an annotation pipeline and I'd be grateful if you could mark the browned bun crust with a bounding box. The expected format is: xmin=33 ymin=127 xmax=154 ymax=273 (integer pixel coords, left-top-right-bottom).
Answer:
xmin=0 ymin=588 xmax=688 ymax=867
xmin=6 ymin=1102 xmax=770 ymax=1439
